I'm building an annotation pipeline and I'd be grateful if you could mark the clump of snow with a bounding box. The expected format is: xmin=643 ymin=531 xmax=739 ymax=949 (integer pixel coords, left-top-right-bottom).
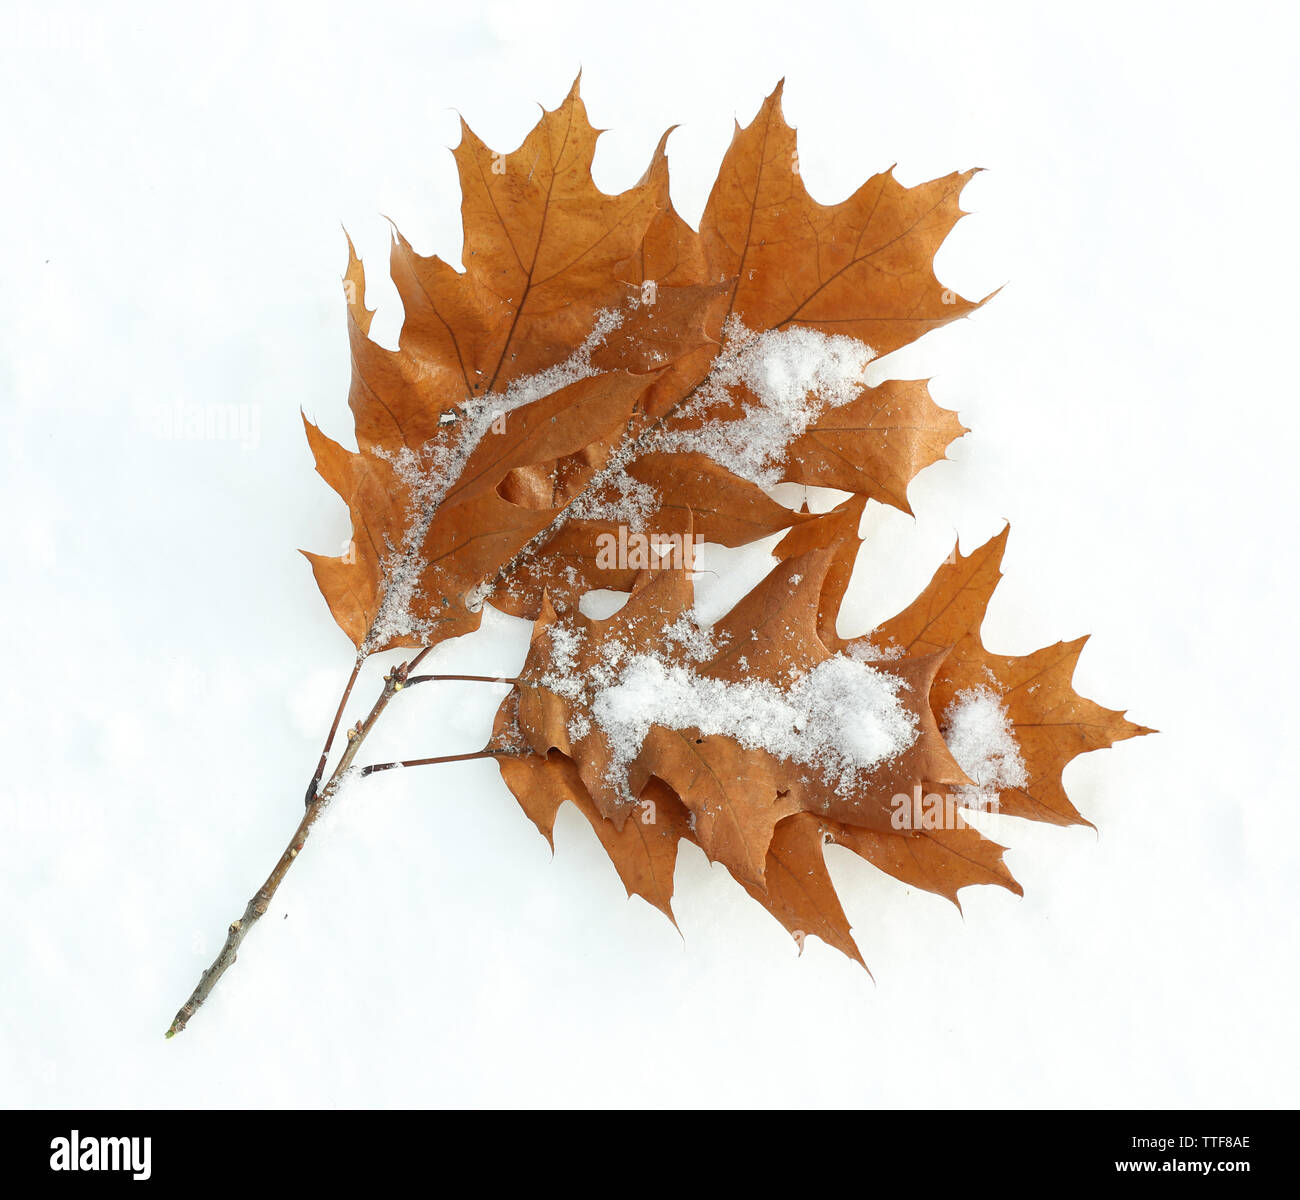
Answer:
xmin=657 ymin=318 xmax=877 ymax=486
xmin=362 ymin=310 xmax=625 ymax=649
xmin=542 ymin=624 xmax=585 ymax=700
xmin=541 ymin=612 xmax=917 ymax=801
xmin=663 ymin=609 xmax=717 ymax=661
xmin=593 ymin=653 xmax=915 ymax=797
xmin=847 ymin=639 xmax=904 ymax=663
xmin=942 ymin=686 xmax=1028 ymax=809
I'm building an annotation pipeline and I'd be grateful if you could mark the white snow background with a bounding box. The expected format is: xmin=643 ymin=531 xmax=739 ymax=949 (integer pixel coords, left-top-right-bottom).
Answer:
xmin=1 ymin=0 xmax=1296 ymax=1107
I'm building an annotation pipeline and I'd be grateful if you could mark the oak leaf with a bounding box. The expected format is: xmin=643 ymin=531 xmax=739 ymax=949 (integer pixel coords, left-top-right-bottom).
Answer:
xmin=700 ymin=80 xmax=987 ymax=352
xmin=862 ymin=527 xmax=1155 ymax=827
xmin=304 ymin=80 xmax=977 ymax=655
xmin=501 ymin=546 xmax=968 ymax=893
xmin=493 ymin=516 xmax=1146 ymax=964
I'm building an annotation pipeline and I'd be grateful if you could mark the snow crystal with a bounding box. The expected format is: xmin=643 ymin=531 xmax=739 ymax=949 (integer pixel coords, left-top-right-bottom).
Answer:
xmin=663 ymin=610 xmax=716 ymax=661
xmin=847 ymin=639 xmax=904 ymax=663
xmin=656 ymin=318 xmax=877 ymax=487
xmin=568 ymin=466 xmax=660 ymax=531
xmin=541 ymin=624 xmax=585 ymax=700
xmin=567 ymin=712 xmax=592 ymax=742
xmin=942 ymin=686 xmax=1028 ymax=808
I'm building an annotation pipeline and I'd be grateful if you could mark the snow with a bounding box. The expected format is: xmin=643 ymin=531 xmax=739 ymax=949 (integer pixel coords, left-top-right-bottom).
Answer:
xmin=656 ymin=318 xmax=877 ymax=486
xmin=543 ymin=616 xmax=918 ymax=800
xmin=568 ymin=467 xmax=660 ymax=530
xmin=541 ymin=623 xmax=585 ymax=700
xmin=563 ymin=320 xmax=879 ymax=538
xmin=566 ymin=711 xmax=592 ymax=742
xmin=942 ymin=686 xmax=1028 ymax=808
xmin=597 ymin=652 xmax=915 ymax=793
xmin=848 ymin=639 xmax=905 ymax=663
xmin=662 ymin=609 xmax=719 ymax=661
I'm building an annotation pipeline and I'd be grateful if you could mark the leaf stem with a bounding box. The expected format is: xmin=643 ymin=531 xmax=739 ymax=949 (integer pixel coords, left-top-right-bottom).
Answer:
xmin=304 ymin=654 xmax=364 ymax=807
xmin=403 ymin=673 xmax=521 ymax=688
xmin=360 ymin=748 xmax=515 ymax=776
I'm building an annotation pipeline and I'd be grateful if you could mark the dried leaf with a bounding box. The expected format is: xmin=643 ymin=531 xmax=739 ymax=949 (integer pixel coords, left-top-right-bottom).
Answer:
xmin=493 ymin=694 xmax=692 ymax=922
xmin=700 ymin=80 xmax=988 ymax=352
xmin=511 ymin=550 xmax=967 ymax=889
xmin=740 ymin=813 xmax=867 ymax=966
xmin=865 ymin=529 xmax=1154 ymax=827
xmin=306 ymin=81 xmax=974 ymax=655
xmin=496 ymin=518 xmax=1148 ymax=963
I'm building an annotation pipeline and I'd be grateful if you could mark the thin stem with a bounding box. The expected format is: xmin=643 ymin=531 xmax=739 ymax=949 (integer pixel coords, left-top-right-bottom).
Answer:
xmin=304 ymin=654 xmax=364 ymax=807
xmin=360 ymin=748 xmax=513 ymax=776
xmin=403 ymin=673 xmax=521 ymax=688
xmin=168 ymin=665 xmax=406 ymax=1038
xmin=406 ymin=645 xmax=435 ymax=674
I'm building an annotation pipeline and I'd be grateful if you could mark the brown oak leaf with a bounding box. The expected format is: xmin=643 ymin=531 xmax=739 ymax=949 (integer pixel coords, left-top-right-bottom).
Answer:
xmin=507 ymin=548 xmax=967 ymax=889
xmin=305 ymin=80 xmax=977 ymax=656
xmin=492 ymin=516 xmax=1147 ymax=965
xmin=700 ymin=80 xmax=989 ymax=354
xmin=862 ymin=528 xmax=1155 ymax=827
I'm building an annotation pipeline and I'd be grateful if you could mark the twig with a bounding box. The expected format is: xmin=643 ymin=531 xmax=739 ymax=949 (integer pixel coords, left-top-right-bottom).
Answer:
xmin=304 ymin=654 xmax=364 ymax=807
xmin=406 ymin=645 xmax=435 ymax=674
xmin=402 ymin=673 xmax=521 ymax=688
xmin=360 ymin=748 xmax=515 ymax=776
xmin=167 ymin=664 xmax=407 ymax=1037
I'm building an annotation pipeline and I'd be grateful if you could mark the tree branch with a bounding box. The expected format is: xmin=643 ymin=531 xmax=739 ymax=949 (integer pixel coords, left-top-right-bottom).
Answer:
xmin=168 ymin=664 xmax=408 ymax=1037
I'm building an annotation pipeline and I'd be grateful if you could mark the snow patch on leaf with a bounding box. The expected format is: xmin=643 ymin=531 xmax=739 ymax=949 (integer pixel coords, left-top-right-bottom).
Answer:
xmin=942 ymin=686 xmax=1028 ymax=807
xmin=659 ymin=319 xmax=877 ymax=486
xmin=568 ymin=468 xmax=660 ymax=530
xmin=537 ymin=612 xmax=919 ymax=802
